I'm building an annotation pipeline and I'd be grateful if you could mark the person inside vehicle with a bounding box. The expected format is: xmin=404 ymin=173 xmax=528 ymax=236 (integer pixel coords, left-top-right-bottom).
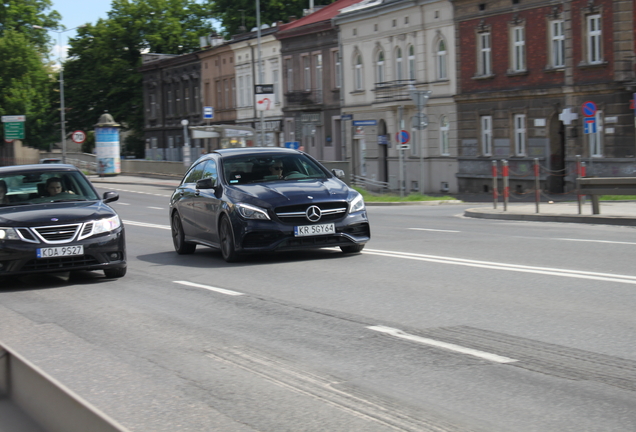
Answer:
xmin=45 ymin=177 xmax=64 ymax=196
xmin=269 ymin=161 xmax=284 ymax=179
xmin=0 ymin=180 xmax=9 ymax=204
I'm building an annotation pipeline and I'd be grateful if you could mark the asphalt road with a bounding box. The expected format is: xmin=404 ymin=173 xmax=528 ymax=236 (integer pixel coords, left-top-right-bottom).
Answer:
xmin=2 ymin=182 xmax=636 ymax=431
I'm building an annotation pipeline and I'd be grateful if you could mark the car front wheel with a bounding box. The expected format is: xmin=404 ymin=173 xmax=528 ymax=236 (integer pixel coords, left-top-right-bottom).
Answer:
xmin=220 ymin=216 xmax=241 ymax=263
xmin=104 ymin=267 xmax=127 ymax=278
xmin=172 ymin=212 xmax=196 ymax=254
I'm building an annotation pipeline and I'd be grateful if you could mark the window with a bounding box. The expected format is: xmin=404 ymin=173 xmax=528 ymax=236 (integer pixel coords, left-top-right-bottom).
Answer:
xmin=514 ymin=114 xmax=526 ymax=156
xmin=215 ymin=81 xmax=221 ymax=109
xmin=355 ymin=54 xmax=363 ymax=91
xmin=333 ymin=51 xmax=341 ymax=89
xmin=230 ymin=79 xmax=235 ymax=108
xmin=238 ymin=76 xmax=244 ymax=107
xmin=246 ymin=74 xmax=253 ymax=106
xmin=315 ymin=54 xmax=322 ymax=103
xmin=440 ymin=116 xmax=450 ymax=156
xmin=478 ymin=32 xmax=492 ymax=76
xmin=167 ymin=90 xmax=173 ymax=116
xmin=436 ymin=39 xmax=447 ymax=79
xmin=512 ymin=26 xmax=525 ymax=71
xmin=587 ymin=14 xmax=602 ymax=64
xmin=376 ymin=51 xmax=385 ymax=83
xmin=175 ymin=85 xmax=181 ymax=114
xmin=395 ymin=48 xmax=403 ymax=80
xmin=303 ymin=56 xmax=311 ymax=91
xmin=223 ymin=79 xmax=230 ymax=109
xmin=184 ymin=87 xmax=190 ymax=113
xmin=285 ymin=58 xmax=293 ymax=92
xmin=550 ymin=20 xmax=565 ymax=68
xmin=272 ymin=70 xmax=278 ymax=104
xmin=194 ymin=86 xmax=199 ymax=112
xmin=149 ymin=94 xmax=156 ymax=118
xmin=481 ymin=116 xmax=492 ymax=156
xmin=588 ymin=110 xmax=603 ymax=157
xmin=408 ymin=45 xmax=415 ymax=81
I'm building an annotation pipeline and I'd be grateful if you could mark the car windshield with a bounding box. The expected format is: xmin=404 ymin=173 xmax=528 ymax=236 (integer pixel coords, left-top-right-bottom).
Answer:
xmin=223 ymin=153 xmax=329 ymax=185
xmin=0 ymin=169 xmax=99 ymax=206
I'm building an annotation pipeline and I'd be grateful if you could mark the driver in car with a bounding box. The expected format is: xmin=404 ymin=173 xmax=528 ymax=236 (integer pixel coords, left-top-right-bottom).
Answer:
xmin=269 ymin=161 xmax=284 ymax=179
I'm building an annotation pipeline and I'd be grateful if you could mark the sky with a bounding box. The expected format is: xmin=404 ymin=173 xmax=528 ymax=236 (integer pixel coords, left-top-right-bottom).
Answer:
xmin=48 ymin=0 xmax=113 ymax=59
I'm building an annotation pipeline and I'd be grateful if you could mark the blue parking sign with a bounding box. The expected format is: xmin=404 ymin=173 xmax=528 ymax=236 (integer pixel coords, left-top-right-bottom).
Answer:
xmin=203 ymin=106 xmax=214 ymax=119
xmin=584 ymin=118 xmax=597 ymax=134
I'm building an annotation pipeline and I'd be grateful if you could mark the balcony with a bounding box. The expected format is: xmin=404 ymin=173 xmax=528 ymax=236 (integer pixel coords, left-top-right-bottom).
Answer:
xmin=373 ymin=79 xmax=416 ymax=104
xmin=285 ymin=89 xmax=324 ymax=107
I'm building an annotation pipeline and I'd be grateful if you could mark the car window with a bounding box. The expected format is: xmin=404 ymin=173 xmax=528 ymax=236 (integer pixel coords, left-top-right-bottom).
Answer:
xmin=182 ymin=161 xmax=206 ymax=184
xmin=222 ymin=154 xmax=328 ymax=184
xmin=0 ymin=170 xmax=99 ymax=206
xmin=201 ymin=159 xmax=217 ymax=181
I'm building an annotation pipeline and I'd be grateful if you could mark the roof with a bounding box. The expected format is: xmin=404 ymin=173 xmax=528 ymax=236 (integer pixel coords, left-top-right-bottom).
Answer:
xmin=277 ymin=0 xmax=366 ymax=34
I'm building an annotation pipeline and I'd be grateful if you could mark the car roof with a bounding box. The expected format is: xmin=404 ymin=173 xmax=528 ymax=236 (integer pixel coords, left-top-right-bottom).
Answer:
xmin=212 ymin=147 xmax=300 ymax=157
xmin=0 ymin=164 xmax=79 ymax=175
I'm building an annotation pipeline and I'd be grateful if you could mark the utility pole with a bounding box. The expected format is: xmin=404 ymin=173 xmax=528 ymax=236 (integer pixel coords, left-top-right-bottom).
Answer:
xmin=409 ymin=90 xmax=431 ymax=194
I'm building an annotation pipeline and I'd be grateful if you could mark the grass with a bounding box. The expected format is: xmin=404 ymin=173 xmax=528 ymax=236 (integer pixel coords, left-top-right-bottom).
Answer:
xmin=354 ymin=186 xmax=456 ymax=202
xmin=600 ymin=195 xmax=636 ymax=201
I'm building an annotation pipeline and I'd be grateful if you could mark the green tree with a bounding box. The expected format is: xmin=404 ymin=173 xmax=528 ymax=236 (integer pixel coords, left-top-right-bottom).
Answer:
xmin=0 ymin=30 xmax=57 ymax=150
xmin=211 ymin=0 xmax=334 ymax=38
xmin=63 ymin=0 xmax=215 ymax=157
xmin=0 ymin=0 xmax=61 ymax=53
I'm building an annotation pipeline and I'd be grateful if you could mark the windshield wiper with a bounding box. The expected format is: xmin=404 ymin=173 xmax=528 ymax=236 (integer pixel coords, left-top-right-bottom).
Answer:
xmin=50 ymin=198 xmax=86 ymax=203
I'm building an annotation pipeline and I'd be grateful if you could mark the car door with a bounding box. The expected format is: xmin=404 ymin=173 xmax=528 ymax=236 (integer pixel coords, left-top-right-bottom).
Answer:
xmin=175 ymin=161 xmax=206 ymax=237
xmin=192 ymin=159 xmax=222 ymax=244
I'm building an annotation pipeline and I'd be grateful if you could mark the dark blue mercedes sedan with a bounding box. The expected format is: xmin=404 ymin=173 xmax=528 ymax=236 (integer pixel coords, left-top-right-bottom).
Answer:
xmin=169 ymin=147 xmax=370 ymax=262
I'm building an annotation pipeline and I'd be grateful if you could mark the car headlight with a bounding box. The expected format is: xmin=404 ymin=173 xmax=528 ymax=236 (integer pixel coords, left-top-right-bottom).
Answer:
xmin=348 ymin=191 xmax=366 ymax=213
xmin=93 ymin=215 xmax=122 ymax=234
xmin=0 ymin=227 xmax=19 ymax=240
xmin=236 ymin=203 xmax=270 ymax=220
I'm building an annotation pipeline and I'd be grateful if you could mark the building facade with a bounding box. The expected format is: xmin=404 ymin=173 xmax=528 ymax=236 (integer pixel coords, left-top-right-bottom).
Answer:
xmin=335 ymin=0 xmax=459 ymax=194
xmin=454 ymin=0 xmax=636 ymax=195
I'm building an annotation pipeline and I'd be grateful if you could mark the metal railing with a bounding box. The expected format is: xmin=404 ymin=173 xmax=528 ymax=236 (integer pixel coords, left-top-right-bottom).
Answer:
xmin=351 ymin=174 xmax=390 ymax=193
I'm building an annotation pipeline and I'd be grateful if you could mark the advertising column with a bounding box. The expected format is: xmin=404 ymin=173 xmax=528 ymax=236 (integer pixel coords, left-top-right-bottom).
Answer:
xmin=94 ymin=113 xmax=121 ymax=176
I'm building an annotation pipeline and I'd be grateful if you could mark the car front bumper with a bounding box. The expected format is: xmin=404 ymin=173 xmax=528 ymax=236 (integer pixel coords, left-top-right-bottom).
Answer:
xmin=0 ymin=229 xmax=126 ymax=276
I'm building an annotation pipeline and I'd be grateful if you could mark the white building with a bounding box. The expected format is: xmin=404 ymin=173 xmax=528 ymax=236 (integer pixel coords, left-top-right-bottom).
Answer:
xmin=334 ymin=0 xmax=458 ymax=194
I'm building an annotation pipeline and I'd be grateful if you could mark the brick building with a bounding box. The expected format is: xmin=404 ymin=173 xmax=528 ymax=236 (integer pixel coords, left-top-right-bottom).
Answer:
xmin=454 ymin=0 xmax=636 ymax=195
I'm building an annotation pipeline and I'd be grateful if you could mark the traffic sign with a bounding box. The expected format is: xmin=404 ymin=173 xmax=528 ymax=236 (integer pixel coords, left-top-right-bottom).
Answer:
xmin=412 ymin=113 xmax=428 ymax=130
xmin=203 ymin=106 xmax=214 ymax=119
xmin=3 ymin=122 xmax=25 ymax=140
xmin=255 ymin=84 xmax=274 ymax=94
xmin=353 ymin=120 xmax=377 ymax=126
xmin=396 ymin=130 xmax=410 ymax=144
xmin=584 ymin=118 xmax=597 ymax=134
xmin=71 ymin=130 xmax=86 ymax=144
xmin=582 ymin=101 xmax=597 ymax=117
xmin=341 ymin=114 xmax=353 ymax=121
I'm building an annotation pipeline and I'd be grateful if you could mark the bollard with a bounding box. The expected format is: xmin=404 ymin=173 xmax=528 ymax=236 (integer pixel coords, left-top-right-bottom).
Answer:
xmin=502 ymin=160 xmax=509 ymax=211
xmin=534 ymin=158 xmax=540 ymax=213
xmin=492 ymin=160 xmax=498 ymax=209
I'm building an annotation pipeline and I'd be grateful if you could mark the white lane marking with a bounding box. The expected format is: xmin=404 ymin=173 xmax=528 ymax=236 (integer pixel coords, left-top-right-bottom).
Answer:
xmin=123 ymin=220 xmax=170 ymax=230
xmin=147 ymin=206 xmax=164 ymax=210
xmin=409 ymin=228 xmax=460 ymax=233
xmin=174 ymin=280 xmax=244 ymax=296
xmin=368 ymin=325 xmax=518 ymax=364
xmin=556 ymin=238 xmax=636 ymax=246
xmin=117 ymin=202 xmax=130 ymax=205
xmin=363 ymin=248 xmax=636 ymax=285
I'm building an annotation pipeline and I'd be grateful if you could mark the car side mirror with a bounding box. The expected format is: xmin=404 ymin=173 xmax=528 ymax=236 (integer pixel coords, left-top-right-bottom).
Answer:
xmin=196 ymin=177 xmax=216 ymax=189
xmin=103 ymin=191 xmax=119 ymax=203
xmin=332 ymin=169 xmax=346 ymax=179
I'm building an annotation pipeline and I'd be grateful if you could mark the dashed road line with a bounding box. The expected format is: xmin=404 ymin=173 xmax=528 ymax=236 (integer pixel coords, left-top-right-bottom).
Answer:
xmin=174 ymin=280 xmax=244 ymax=296
xmin=368 ymin=325 xmax=518 ymax=364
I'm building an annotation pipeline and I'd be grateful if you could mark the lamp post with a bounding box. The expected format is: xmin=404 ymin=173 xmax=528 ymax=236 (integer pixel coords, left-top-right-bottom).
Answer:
xmin=33 ymin=24 xmax=86 ymax=162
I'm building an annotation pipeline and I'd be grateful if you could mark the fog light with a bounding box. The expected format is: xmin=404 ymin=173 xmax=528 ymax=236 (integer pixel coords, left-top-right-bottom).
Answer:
xmin=109 ymin=252 xmax=120 ymax=260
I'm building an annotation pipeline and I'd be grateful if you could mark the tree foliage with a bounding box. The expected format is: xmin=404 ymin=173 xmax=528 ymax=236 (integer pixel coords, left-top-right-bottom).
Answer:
xmin=63 ymin=0 xmax=215 ymax=157
xmin=211 ymin=0 xmax=334 ymax=38
xmin=0 ymin=0 xmax=60 ymax=150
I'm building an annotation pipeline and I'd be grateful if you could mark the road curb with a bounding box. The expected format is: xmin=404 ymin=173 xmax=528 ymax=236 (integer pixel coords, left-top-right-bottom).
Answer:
xmin=464 ymin=208 xmax=636 ymax=226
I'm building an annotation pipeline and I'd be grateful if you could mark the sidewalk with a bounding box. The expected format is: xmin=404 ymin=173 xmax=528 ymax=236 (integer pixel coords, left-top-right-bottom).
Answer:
xmin=464 ymin=200 xmax=636 ymax=226
xmin=89 ymin=175 xmax=636 ymax=226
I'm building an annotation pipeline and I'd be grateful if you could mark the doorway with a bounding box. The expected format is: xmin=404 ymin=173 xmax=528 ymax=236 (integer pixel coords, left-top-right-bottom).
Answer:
xmin=548 ymin=114 xmax=566 ymax=193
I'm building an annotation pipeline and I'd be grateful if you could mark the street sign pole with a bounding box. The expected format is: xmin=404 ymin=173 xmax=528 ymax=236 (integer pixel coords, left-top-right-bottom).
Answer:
xmin=398 ymin=105 xmax=404 ymax=198
xmin=409 ymin=90 xmax=431 ymax=194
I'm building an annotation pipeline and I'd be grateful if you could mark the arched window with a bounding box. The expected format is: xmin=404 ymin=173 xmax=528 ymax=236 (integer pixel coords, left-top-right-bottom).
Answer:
xmin=354 ymin=54 xmax=363 ymax=90
xmin=436 ymin=39 xmax=447 ymax=80
xmin=395 ymin=48 xmax=403 ymax=80
xmin=408 ymin=45 xmax=415 ymax=81
xmin=376 ymin=51 xmax=385 ymax=84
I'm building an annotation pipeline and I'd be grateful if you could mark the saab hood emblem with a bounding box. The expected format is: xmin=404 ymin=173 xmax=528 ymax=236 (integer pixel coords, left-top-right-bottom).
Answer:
xmin=51 ymin=218 xmax=59 ymax=221
xmin=305 ymin=205 xmax=322 ymax=222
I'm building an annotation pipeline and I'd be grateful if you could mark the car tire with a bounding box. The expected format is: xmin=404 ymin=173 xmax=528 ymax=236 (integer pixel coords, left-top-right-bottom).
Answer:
xmin=172 ymin=212 xmax=196 ymax=254
xmin=220 ymin=216 xmax=241 ymax=263
xmin=104 ymin=267 xmax=127 ymax=278
xmin=340 ymin=244 xmax=365 ymax=254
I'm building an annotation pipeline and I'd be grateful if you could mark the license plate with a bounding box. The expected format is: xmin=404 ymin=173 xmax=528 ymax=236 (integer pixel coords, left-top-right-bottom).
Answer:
xmin=37 ymin=245 xmax=84 ymax=258
xmin=294 ymin=223 xmax=335 ymax=237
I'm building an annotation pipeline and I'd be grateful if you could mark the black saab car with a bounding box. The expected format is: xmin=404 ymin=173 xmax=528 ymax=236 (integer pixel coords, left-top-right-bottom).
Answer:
xmin=169 ymin=147 xmax=370 ymax=262
xmin=0 ymin=164 xmax=127 ymax=278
